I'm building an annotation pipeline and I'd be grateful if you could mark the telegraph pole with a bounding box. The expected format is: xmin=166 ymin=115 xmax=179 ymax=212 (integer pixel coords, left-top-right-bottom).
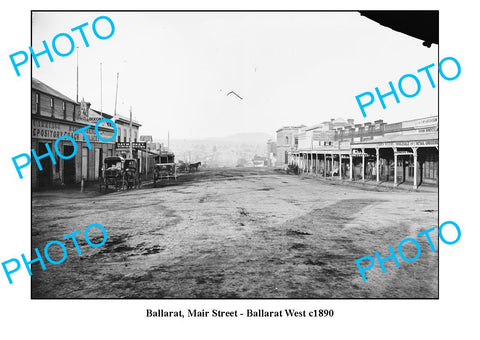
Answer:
xmin=100 ymin=62 xmax=103 ymax=118
xmin=129 ymin=106 xmax=133 ymax=158
xmin=76 ymin=47 xmax=79 ymax=103
xmin=113 ymin=72 xmax=119 ymax=119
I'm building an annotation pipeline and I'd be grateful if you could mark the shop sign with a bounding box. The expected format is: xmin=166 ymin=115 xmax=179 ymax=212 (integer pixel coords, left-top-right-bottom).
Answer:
xmin=402 ymin=116 xmax=438 ymax=129
xmin=115 ymin=142 xmax=147 ymax=150
xmin=32 ymin=118 xmax=114 ymax=143
xmin=132 ymin=142 xmax=146 ymax=149
xmin=77 ymin=115 xmax=113 ymax=129
xmin=77 ymin=100 xmax=114 ymax=129
xmin=376 ymin=140 xmax=438 ymax=147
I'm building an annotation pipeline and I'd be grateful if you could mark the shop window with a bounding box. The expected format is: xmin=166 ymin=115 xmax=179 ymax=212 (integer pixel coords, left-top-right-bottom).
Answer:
xmin=408 ymin=166 xmax=414 ymax=177
xmin=424 ymin=152 xmax=438 ymax=180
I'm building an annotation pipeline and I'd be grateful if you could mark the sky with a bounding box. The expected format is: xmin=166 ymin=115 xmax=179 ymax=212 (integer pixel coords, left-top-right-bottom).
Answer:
xmin=31 ymin=11 xmax=438 ymax=139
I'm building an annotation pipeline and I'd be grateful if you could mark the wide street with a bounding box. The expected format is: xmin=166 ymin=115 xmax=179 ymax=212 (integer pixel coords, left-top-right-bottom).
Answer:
xmin=32 ymin=167 xmax=438 ymax=298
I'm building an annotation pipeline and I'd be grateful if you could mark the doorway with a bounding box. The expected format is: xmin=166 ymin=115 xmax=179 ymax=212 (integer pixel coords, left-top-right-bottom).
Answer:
xmin=37 ymin=143 xmax=52 ymax=188
xmin=63 ymin=145 xmax=76 ymax=186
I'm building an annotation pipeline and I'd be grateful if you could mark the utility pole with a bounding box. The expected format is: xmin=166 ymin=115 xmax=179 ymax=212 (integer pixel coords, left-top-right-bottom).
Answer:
xmin=100 ymin=62 xmax=103 ymax=118
xmin=113 ymin=72 xmax=119 ymax=119
xmin=129 ymin=106 xmax=133 ymax=159
xmin=76 ymin=47 xmax=79 ymax=103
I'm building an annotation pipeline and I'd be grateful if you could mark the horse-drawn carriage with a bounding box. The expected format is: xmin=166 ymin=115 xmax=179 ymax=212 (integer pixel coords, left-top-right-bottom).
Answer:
xmin=176 ymin=160 xmax=201 ymax=173
xmin=153 ymin=152 xmax=177 ymax=187
xmin=124 ymin=158 xmax=142 ymax=189
xmin=99 ymin=156 xmax=141 ymax=192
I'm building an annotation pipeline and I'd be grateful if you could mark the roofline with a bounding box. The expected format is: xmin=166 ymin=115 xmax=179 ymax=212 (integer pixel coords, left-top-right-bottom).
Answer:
xmin=115 ymin=116 xmax=142 ymax=127
xmin=276 ymin=125 xmax=306 ymax=133
xmin=32 ymin=79 xmax=143 ymax=126
xmin=32 ymin=88 xmax=78 ymax=105
xmin=32 ymin=77 xmax=79 ymax=104
xmin=389 ymin=115 xmax=438 ymax=125
xmin=279 ymin=115 xmax=437 ymax=135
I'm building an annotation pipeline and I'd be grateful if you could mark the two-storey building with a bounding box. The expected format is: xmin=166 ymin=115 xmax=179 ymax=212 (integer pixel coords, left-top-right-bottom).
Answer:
xmin=32 ymin=78 xmax=116 ymax=188
xmin=284 ymin=116 xmax=438 ymax=189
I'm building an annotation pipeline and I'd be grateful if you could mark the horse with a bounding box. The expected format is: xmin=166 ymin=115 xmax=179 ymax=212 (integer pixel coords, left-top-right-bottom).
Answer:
xmin=188 ymin=162 xmax=201 ymax=172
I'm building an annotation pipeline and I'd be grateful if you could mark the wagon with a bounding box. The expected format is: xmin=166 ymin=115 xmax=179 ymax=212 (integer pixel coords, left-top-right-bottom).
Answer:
xmin=99 ymin=156 xmax=126 ymax=192
xmin=153 ymin=163 xmax=177 ymax=187
xmin=124 ymin=158 xmax=142 ymax=189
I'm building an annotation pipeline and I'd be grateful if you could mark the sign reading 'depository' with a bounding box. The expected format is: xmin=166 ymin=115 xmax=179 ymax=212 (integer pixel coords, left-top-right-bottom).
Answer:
xmin=3 ymin=14 xmax=117 ymax=289
xmin=12 ymin=118 xmax=118 ymax=179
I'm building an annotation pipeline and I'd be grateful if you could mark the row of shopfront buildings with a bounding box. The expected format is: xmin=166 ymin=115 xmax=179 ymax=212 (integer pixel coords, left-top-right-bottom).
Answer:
xmin=269 ymin=115 xmax=438 ymax=189
xmin=31 ymin=78 xmax=166 ymax=189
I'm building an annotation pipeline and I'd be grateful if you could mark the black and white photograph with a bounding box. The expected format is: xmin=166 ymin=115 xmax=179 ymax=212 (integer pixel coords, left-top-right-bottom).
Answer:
xmin=3 ymin=0 xmax=480 ymax=338
xmin=29 ymin=10 xmax=440 ymax=299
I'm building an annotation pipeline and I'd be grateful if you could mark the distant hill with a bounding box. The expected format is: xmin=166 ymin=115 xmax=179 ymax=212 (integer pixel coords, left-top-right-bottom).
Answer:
xmin=156 ymin=132 xmax=274 ymax=146
xmin=155 ymin=132 xmax=274 ymax=167
xmin=206 ymin=132 xmax=274 ymax=144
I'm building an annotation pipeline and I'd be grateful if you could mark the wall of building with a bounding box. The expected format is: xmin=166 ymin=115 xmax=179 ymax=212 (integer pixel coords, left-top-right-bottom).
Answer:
xmin=283 ymin=116 xmax=438 ymax=187
xmin=32 ymin=83 xmax=118 ymax=189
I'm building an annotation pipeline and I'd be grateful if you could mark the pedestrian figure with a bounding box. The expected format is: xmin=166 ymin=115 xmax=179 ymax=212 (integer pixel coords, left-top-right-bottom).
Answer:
xmin=366 ymin=162 xmax=372 ymax=180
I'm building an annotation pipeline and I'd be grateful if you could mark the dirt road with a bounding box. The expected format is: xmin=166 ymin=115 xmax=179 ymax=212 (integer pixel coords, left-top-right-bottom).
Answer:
xmin=31 ymin=167 xmax=438 ymax=298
